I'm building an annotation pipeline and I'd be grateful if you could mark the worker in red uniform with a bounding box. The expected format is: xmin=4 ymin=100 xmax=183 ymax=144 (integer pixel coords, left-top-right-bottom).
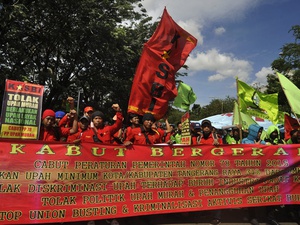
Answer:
xmin=39 ymin=109 xmax=78 ymax=141
xmin=123 ymin=113 xmax=161 ymax=145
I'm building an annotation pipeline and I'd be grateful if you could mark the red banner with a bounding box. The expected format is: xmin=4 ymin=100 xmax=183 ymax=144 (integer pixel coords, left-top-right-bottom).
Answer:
xmin=1 ymin=139 xmax=300 ymax=224
xmin=127 ymin=8 xmax=197 ymax=120
xmin=284 ymin=114 xmax=300 ymax=140
xmin=0 ymin=79 xmax=44 ymax=139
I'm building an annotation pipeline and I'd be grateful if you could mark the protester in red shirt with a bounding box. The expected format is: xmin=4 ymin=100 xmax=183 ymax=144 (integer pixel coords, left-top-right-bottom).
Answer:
xmin=197 ymin=119 xmax=223 ymax=225
xmin=67 ymin=115 xmax=90 ymax=143
xmin=55 ymin=111 xmax=65 ymax=126
xmin=84 ymin=106 xmax=94 ymax=120
xmin=199 ymin=119 xmax=222 ymax=145
xmin=39 ymin=109 xmax=78 ymax=141
xmin=152 ymin=118 xmax=172 ymax=143
xmin=123 ymin=113 xmax=161 ymax=146
xmin=123 ymin=113 xmax=141 ymax=140
xmin=80 ymin=104 xmax=123 ymax=144
xmin=190 ymin=122 xmax=202 ymax=145
xmin=164 ymin=123 xmax=175 ymax=143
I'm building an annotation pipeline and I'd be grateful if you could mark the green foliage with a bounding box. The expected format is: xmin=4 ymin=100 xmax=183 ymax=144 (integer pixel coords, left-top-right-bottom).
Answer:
xmin=166 ymin=97 xmax=235 ymax=124
xmin=189 ymin=104 xmax=201 ymax=120
xmin=165 ymin=107 xmax=185 ymax=125
xmin=0 ymin=0 xmax=155 ymax=115
xmin=272 ymin=25 xmax=300 ymax=73
xmin=268 ymin=25 xmax=300 ymax=113
xmin=198 ymin=96 xmax=235 ymax=119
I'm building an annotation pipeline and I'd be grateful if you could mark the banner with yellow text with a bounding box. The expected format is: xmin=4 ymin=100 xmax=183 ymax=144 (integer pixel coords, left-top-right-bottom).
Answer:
xmin=0 ymin=80 xmax=44 ymax=139
xmin=1 ymin=139 xmax=300 ymax=224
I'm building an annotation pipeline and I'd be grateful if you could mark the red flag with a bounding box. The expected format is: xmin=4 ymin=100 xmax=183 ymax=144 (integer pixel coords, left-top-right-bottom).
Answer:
xmin=284 ymin=114 xmax=300 ymax=140
xmin=127 ymin=8 xmax=197 ymax=120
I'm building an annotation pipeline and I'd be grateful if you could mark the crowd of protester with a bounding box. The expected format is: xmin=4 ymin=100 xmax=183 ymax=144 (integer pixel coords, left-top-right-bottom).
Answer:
xmin=5 ymin=96 xmax=300 ymax=225
xmin=38 ymin=97 xmax=300 ymax=147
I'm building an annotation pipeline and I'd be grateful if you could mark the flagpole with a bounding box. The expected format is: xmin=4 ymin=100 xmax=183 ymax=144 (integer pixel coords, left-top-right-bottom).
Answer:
xmin=235 ymin=78 xmax=243 ymax=141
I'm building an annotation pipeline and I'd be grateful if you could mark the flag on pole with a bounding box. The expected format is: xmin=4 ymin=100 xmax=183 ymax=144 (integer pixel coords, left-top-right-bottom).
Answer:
xmin=237 ymin=79 xmax=279 ymax=124
xmin=173 ymin=82 xmax=197 ymax=111
xmin=127 ymin=8 xmax=197 ymax=120
xmin=277 ymin=72 xmax=300 ymax=116
xmin=284 ymin=114 xmax=299 ymax=141
xmin=233 ymin=101 xmax=257 ymax=130
xmin=233 ymin=101 xmax=267 ymax=139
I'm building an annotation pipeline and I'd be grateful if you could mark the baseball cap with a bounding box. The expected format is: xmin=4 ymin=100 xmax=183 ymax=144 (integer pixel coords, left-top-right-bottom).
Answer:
xmin=55 ymin=111 xmax=65 ymax=119
xmin=201 ymin=119 xmax=211 ymax=127
xmin=191 ymin=122 xmax=201 ymax=129
xmin=79 ymin=115 xmax=89 ymax=122
xmin=84 ymin=106 xmax=94 ymax=113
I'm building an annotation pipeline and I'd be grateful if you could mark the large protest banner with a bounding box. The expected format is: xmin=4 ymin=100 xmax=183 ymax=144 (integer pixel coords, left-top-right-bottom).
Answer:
xmin=1 ymin=139 xmax=300 ymax=224
xmin=0 ymin=79 xmax=44 ymax=139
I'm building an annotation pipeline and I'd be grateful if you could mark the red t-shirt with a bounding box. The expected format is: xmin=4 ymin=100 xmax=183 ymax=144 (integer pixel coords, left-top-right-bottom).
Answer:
xmin=39 ymin=126 xmax=70 ymax=141
xmin=67 ymin=127 xmax=90 ymax=143
xmin=199 ymin=132 xmax=223 ymax=145
xmin=125 ymin=127 xmax=161 ymax=145
xmin=80 ymin=112 xmax=123 ymax=144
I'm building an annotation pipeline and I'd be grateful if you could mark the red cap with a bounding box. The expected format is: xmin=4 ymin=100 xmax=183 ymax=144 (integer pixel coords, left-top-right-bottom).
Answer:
xmin=42 ymin=109 xmax=55 ymax=120
xmin=84 ymin=106 xmax=94 ymax=113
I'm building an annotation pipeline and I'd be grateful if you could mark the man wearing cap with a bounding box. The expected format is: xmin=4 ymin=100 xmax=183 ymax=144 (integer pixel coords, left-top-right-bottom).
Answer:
xmin=190 ymin=122 xmax=202 ymax=144
xmin=55 ymin=111 xmax=65 ymax=126
xmin=67 ymin=115 xmax=90 ymax=143
xmin=39 ymin=109 xmax=78 ymax=141
xmin=84 ymin=106 xmax=94 ymax=119
xmin=80 ymin=104 xmax=123 ymax=144
xmin=225 ymin=128 xmax=240 ymax=144
xmin=123 ymin=113 xmax=161 ymax=146
xmin=198 ymin=119 xmax=223 ymax=225
xmin=199 ymin=119 xmax=222 ymax=145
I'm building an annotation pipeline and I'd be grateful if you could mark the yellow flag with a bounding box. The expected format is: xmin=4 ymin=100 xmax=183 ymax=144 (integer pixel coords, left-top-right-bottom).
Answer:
xmin=233 ymin=101 xmax=257 ymax=130
xmin=237 ymin=79 xmax=279 ymax=124
xmin=233 ymin=101 xmax=267 ymax=139
xmin=173 ymin=82 xmax=197 ymax=111
xmin=277 ymin=72 xmax=300 ymax=116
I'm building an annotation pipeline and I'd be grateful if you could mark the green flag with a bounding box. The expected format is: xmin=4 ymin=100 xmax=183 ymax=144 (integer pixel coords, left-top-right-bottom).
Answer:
xmin=233 ymin=101 xmax=267 ymax=139
xmin=233 ymin=101 xmax=257 ymax=130
xmin=237 ymin=79 xmax=279 ymax=124
xmin=277 ymin=72 xmax=300 ymax=116
xmin=173 ymin=82 xmax=197 ymax=111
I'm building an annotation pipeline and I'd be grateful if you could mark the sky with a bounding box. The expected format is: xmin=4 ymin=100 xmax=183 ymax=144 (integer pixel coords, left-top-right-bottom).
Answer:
xmin=140 ymin=0 xmax=300 ymax=107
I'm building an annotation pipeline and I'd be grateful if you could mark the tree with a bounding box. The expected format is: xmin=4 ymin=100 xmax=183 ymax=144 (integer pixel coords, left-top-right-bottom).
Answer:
xmin=198 ymin=96 xmax=235 ymax=119
xmin=266 ymin=25 xmax=300 ymax=113
xmin=0 ymin=0 xmax=155 ymax=116
xmin=190 ymin=104 xmax=201 ymax=120
xmin=271 ymin=25 xmax=300 ymax=76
